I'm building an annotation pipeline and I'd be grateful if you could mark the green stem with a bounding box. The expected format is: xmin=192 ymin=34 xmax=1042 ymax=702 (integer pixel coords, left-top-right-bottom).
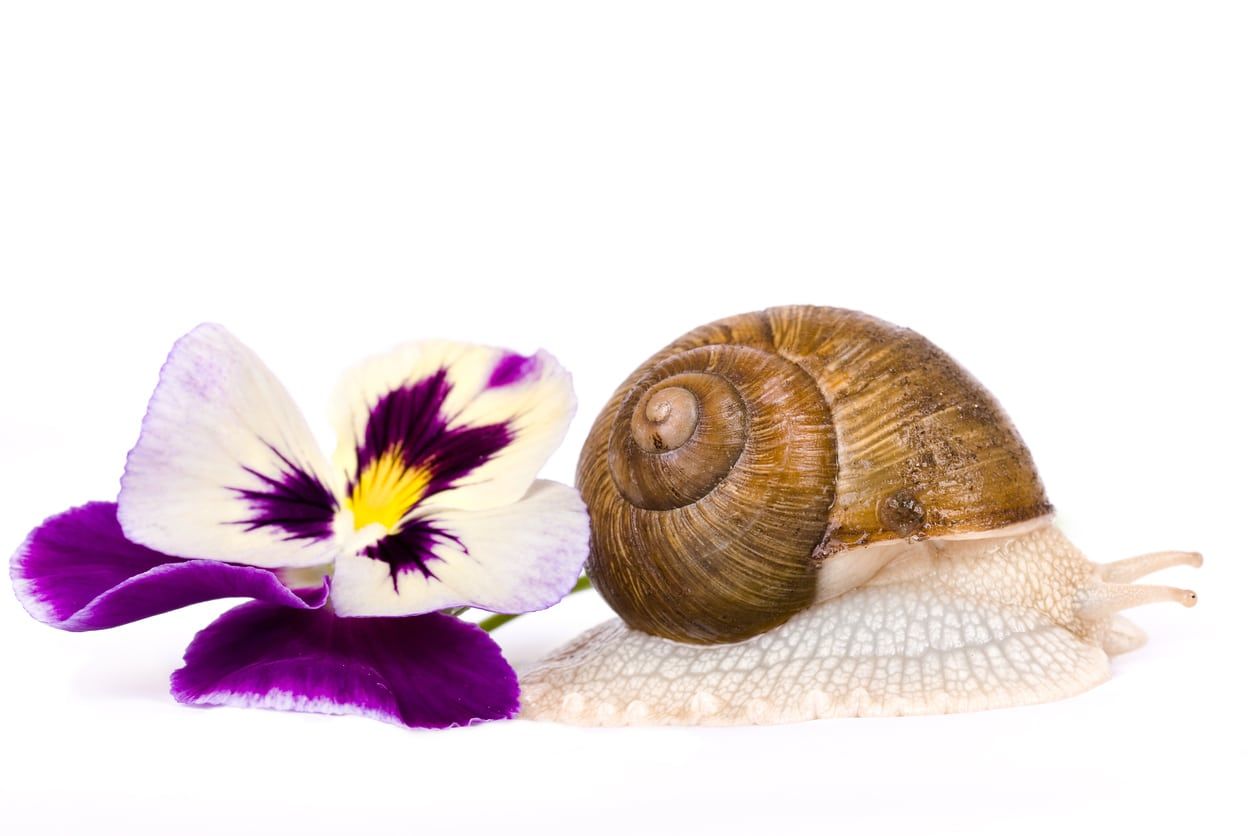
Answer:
xmin=478 ymin=575 xmax=592 ymax=633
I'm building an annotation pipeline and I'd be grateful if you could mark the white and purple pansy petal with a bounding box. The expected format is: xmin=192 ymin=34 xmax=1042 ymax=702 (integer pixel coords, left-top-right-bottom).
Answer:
xmin=171 ymin=601 xmax=519 ymax=728
xmin=119 ymin=324 xmax=341 ymax=570
xmin=331 ymin=480 xmax=589 ymax=616
xmin=11 ymin=503 xmax=327 ymax=632
xmin=329 ymin=340 xmax=576 ymax=520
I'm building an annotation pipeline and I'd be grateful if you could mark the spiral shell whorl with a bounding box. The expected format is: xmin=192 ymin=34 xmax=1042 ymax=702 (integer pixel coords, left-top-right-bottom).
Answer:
xmin=609 ymin=363 xmax=749 ymax=511
xmin=584 ymin=343 xmax=837 ymax=644
xmin=633 ymin=386 xmax=699 ymax=452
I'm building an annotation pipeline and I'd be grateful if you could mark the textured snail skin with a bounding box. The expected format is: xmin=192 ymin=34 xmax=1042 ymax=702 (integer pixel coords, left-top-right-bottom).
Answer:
xmin=580 ymin=306 xmax=1052 ymax=644
xmin=521 ymin=522 xmax=1201 ymax=725
xmin=523 ymin=306 xmax=1200 ymax=725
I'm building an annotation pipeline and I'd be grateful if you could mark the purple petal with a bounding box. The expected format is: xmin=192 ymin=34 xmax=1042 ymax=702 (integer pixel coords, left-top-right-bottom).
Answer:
xmin=10 ymin=502 xmax=328 ymax=632
xmin=171 ymin=603 xmax=519 ymax=729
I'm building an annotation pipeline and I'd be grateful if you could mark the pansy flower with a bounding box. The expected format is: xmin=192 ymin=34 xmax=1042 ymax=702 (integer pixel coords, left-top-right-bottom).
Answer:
xmin=11 ymin=325 xmax=589 ymax=728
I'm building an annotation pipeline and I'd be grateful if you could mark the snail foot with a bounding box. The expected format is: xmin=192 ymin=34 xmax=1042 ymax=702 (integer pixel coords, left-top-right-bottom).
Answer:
xmin=518 ymin=576 xmax=1112 ymax=727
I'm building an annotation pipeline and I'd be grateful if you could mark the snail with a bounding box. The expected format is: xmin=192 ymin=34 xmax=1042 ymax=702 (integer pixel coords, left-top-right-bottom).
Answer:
xmin=521 ymin=305 xmax=1201 ymax=726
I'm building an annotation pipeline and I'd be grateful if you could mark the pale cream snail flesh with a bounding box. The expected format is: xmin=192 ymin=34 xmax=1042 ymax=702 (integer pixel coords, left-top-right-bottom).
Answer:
xmin=521 ymin=306 xmax=1200 ymax=726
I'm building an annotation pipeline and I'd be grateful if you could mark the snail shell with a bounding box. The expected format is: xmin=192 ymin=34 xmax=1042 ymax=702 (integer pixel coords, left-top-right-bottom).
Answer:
xmin=525 ymin=306 xmax=1199 ymax=725
xmin=578 ymin=305 xmax=1053 ymax=644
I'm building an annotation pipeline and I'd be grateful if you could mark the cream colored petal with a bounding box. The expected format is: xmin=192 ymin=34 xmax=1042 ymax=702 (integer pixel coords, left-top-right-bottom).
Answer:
xmin=329 ymin=340 xmax=575 ymax=513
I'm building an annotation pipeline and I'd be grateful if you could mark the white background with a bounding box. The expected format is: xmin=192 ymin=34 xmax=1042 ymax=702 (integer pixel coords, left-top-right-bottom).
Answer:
xmin=1 ymin=2 xmax=1250 ymax=834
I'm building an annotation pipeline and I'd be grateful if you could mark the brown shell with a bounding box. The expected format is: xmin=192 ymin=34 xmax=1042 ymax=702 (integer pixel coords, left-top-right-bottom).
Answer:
xmin=577 ymin=305 xmax=1053 ymax=644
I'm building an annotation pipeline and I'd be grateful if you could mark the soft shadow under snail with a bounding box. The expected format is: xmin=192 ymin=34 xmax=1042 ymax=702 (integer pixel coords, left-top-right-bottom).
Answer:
xmin=522 ymin=306 xmax=1200 ymax=726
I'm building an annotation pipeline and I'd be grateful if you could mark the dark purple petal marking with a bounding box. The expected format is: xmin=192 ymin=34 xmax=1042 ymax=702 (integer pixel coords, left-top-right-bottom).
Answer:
xmin=349 ymin=368 xmax=514 ymax=512
xmin=356 ymin=369 xmax=452 ymax=471
xmin=171 ymin=602 xmax=520 ymax=729
xmin=422 ymin=423 xmax=513 ymax=496
xmin=229 ymin=443 xmax=338 ymax=541
xmin=487 ymin=351 xmax=539 ymax=388
xmin=10 ymin=502 xmax=327 ymax=632
xmin=363 ymin=516 xmax=467 ymax=589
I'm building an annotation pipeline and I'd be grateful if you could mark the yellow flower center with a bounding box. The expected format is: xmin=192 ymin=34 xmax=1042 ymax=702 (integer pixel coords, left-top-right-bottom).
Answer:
xmin=347 ymin=448 xmax=432 ymax=532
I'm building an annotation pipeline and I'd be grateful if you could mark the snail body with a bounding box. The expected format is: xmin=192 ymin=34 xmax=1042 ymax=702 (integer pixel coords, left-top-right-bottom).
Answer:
xmin=521 ymin=307 xmax=1200 ymax=726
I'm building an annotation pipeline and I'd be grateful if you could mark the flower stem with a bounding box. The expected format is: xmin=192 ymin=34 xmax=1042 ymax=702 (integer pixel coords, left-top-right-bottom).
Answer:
xmin=478 ymin=575 xmax=592 ymax=633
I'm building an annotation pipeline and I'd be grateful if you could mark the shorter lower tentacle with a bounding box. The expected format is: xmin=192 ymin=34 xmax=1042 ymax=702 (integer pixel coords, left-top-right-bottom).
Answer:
xmin=1078 ymin=581 xmax=1197 ymax=623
